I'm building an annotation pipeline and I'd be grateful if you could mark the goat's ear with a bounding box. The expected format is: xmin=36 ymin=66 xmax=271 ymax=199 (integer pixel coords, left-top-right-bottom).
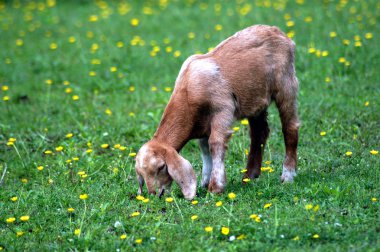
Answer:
xmin=165 ymin=149 xmax=197 ymax=200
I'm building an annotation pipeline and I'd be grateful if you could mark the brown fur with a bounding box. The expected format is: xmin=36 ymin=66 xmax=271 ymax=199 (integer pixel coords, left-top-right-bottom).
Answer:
xmin=135 ymin=25 xmax=300 ymax=199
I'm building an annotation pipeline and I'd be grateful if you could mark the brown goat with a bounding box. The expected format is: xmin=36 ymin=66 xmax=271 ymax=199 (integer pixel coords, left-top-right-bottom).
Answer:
xmin=135 ymin=25 xmax=300 ymax=200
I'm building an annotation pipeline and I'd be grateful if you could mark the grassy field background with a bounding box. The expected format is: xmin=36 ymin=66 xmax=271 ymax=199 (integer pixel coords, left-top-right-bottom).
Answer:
xmin=1 ymin=0 xmax=379 ymax=251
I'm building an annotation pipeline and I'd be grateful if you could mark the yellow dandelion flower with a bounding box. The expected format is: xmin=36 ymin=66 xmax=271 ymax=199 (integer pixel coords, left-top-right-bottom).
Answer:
xmin=312 ymin=234 xmax=319 ymax=239
xmin=55 ymin=146 xmax=63 ymax=152
xmin=338 ymin=57 xmax=346 ymax=63
xmin=67 ymin=207 xmax=75 ymax=213
xmin=6 ymin=217 xmax=16 ymax=223
xmin=191 ymin=200 xmax=198 ymax=205
xmin=119 ymin=146 xmax=127 ymax=150
xmin=355 ymin=41 xmax=362 ymax=47
xmin=72 ymin=95 xmax=79 ymax=101
xmin=343 ymin=39 xmax=350 ymax=45
xmin=21 ymin=178 xmax=28 ymax=183
xmin=364 ymin=101 xmax=369 ymax=106
xmin=136 ymin=196 xmax=145 ymax=201
xmin=89 ymin=15 xmax=98 ymax=22
xmin=79 ymin=194 xmax=88 ymax=200
xmin=2 ymin=85 xmax=9 ymax=91
xmin=365 ymin=33 xmax=373 ymax=39
xmin=345 ymin=151 xmax=352 ymax=156
xmin=164 ymin=87 xmax=172 ymax=92
xmin=237 ymin=234 xmax=246 ymax=240
xmin=129 ymin=152 xmax=137 ymax=157
xmin=16 ymin=231 xmax=24 ymax=237
xmin=66 ymin=133 xmax=73 ymax=138
xmin=173 ymin=50 xmax=181 ymax=58
xmin=135 ymin=238 xmax=142 ymax=244
xmin=63 ymin=80 xmax=70 ymax=85
xmin=304 ymin=16 xmax=312 ymax=23
xmin=110 ymin=66 xmax=117 ymax=72
xmin=241 ymin=169 xmax=247 ymax=173
xmin=325 ymin=77 xmax=331 ymax=83
xmin=101 ymin=144 xmax=109 ymax=149
xmin=165 ymin=197 xmax=174 ymax=203
xmin=205 ymin=226 xmax=213 ymax=232
xmin=305 ymin=204 xmax=313 ymax=210
xmin=372 ymin=197 xmax=377 ymax=202
xmin=293 ymin=235 xmax=300 ymax=241
xmin=68 ymin=36 xmax=76 ymax=43
xmin=320 ymin=131 xmax=326 ymax=136
xmin=221 ymin=226 xmax=230 ymax=235
xmin=322 ymin=51 xmax=329 ymax=57
xmin=233 ymin=127 xmax=239 ymax=132
xmin=264 ymin=203 xmax=272 ymax=209
xmin=130 ymin=18 xmax=139 ymax=26
xmin=330 ymin=31 xmax=337 ymax=38
xmin=86 ymin=149 xmax=93 ymax=153
xmin=228 ymin=192 xmax=236 ymax=200
xmin=308 ymin=47 xmax=316 ymax=54
xmin=129 ymin=86 xmax=135 ymax=92
xmin=216 ymin=201 xmax=223 ymax=207
xmin=265 ymin=161 xmax=271 ymax=165
xmin=191 ymin=215 xmax=198 ymax=220
xmin=215 ymin=24 xmax=223 ymax=31
xmin=120 ymin=234 xmax=127 ymax=239
xmin=16 ymin=39 xmax=23 ymax=46
xmin=9 ymin=138 xmax=16 ymax=142
xmin=73 ymin=157 xmax=79 ymax=161
xmin=11 ymin=196 xmax=18 ymax=202
xmin=188 ymin=32 xmax=196 ymax=39
xmin=313 ymin=205 xmax=320 ymax=212
xmin=74 ymin=229 xmax=81 ymax=235
xmin=37 ymin=165 xmax=44 ymax=171
xmin=286 ymin=20 xmax=295 ymax=27
xmin=20 ymin=215 xmax=29 ymax=221
xmin=240 ymin=119 xmax=249 ymax=125
xmin=45 ymin=79 xmax=53 ymax=85
xmin=243 ymin=178 xmax=250 ymax=183
xmin=370 ymin=150 xmax=378 ymax=155
xmin=50 ymin=42 xmax=58 ymax=50
xmin=117 ymin=41 xmax=124 ymax=48
xmin=142 ymin=198 xmax=150 ymax=203
xmin=89 ymin=71 xmax=96 ymax=77
xmin=44 ymin=150 xmax=53 ymax=154
xmin=65 ymin=87 xmax=73 ymax=94
xmin=249 ymin=214 xmax=258 ymax=219
xmin=130 ymin=211 xmax=140 ymax=217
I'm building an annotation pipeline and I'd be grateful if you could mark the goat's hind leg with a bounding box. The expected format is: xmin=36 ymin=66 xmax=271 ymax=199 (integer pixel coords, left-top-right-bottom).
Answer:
xmin=199 ymin=138 xmax=212 ymax=188
xmin=275 ymin=81 xmax=300 ymax=183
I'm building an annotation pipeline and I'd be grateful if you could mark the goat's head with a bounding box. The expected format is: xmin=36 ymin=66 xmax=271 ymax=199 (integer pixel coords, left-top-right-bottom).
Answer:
xmin=135 ymin=141 xmax=196 ymax=200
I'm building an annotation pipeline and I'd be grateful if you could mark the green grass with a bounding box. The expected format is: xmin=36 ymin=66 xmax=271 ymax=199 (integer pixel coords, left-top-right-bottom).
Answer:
xmin=1 ymin=0 xmax=379 ymax=251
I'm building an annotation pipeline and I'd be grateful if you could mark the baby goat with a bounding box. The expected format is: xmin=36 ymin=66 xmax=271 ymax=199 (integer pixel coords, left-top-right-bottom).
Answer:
xmin=135 ymin=25 xmax=300 ymax=200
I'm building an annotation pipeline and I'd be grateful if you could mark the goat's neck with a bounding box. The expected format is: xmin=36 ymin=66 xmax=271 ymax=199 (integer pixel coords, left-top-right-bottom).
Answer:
xmin=153 ymin=91 xmax=194 ymax=152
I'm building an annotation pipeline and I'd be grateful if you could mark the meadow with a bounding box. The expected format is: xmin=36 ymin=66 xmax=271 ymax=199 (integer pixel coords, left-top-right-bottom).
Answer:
xmin=0 ymin=0 xmax=379 ymax=251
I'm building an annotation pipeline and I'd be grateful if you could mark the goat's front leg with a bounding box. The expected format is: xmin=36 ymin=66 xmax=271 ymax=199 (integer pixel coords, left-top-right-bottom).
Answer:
xmin=208 ymin=112 xmax=233 ymax=193
xmin=199 ymin=138 xmax=213 ymax=188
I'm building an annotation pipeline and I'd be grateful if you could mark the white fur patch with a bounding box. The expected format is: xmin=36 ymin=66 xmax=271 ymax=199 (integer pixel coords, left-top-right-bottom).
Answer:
xmin=176 ymin=55 xmax=198 ymax=84
xmin=199 ymin=140 xmax=213 ymax=187
xmin=210 ymin=157 xmax=226 ymax=189
xmin=281 ymin=165 xmax=297 ymax=182
xmin=190 ymin=59 xmax=219 ymax=78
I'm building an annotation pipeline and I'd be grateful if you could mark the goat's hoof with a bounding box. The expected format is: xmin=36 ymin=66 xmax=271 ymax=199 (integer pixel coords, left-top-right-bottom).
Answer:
xmin=208 ymin=181 xmax=225 ymax=194
xmin=280 ymin=169 xmax=297 ymax=183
